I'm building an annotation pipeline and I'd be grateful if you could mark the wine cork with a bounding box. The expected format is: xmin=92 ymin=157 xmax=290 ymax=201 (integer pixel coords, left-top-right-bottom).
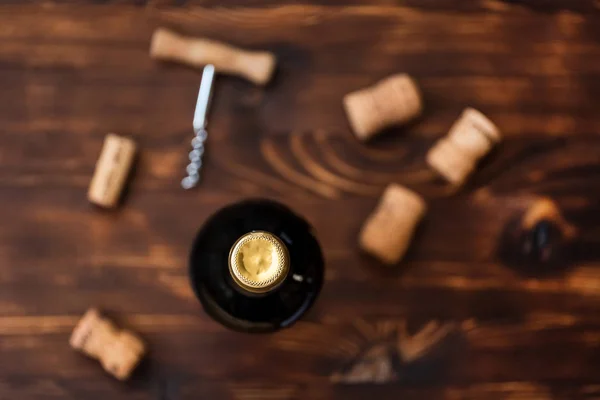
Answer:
xmin=427 ymin=108 xmax=501 ymax=186
xmin=359 ymin=184 xmax=427 ymax=265
xmin=343 ymin=74 xmax=422 ymax=141
xmin=88 ymin=134 xmax=136 ymax=208
xmin=70 ymin=308 xmax=146 ymax=381
xmin=150 ymin=28 xmax=276 ymax=86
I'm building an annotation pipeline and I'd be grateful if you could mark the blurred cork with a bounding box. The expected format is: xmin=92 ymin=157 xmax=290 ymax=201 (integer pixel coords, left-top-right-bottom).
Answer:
xmin=70 ymin=308 xmax=146 ymax=381
xmin=343 ymin=74 xmax=422 ymax=141
xmin=150 ymin=28 xmax=276 ymax=86
xmin=87 ymin=134 xmax=136 ymax=209
xmin=427 ymin=108 xmax=501 ymax=186
xmin=359 ymin=184 xmax=427 ymax=265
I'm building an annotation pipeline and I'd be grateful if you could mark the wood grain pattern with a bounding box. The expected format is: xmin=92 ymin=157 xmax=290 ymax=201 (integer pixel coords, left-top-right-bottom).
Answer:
xmin=0 ymin=2 xmax=600 ymax=399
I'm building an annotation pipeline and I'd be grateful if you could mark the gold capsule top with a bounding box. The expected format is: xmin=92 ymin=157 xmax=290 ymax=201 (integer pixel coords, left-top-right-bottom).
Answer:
xmin=229 ymin=231 xmax=290 ymax=293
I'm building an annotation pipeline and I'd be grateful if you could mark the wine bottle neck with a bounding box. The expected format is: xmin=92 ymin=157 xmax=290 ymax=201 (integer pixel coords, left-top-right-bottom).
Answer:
xmin=228 ymin=231 xmax=290 ymax=294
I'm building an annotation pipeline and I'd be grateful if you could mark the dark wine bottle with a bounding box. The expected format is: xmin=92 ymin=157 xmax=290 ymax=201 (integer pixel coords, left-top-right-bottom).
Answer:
xmin=189 ymin=199 xmax=324 ymax=333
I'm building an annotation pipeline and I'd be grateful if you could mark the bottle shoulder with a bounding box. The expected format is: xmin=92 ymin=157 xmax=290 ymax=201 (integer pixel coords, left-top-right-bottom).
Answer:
xmin=188 ymin=199 xmax=324 ymax=333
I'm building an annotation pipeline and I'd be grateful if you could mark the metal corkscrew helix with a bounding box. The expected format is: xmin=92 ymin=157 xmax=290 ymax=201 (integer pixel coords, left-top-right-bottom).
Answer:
xmin=181 ymin=64 xmax=216 ymax=190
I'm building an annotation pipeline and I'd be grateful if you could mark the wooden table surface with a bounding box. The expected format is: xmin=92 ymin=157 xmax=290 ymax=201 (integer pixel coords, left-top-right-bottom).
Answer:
xmin=2 ymin=1 xmax=600 ymax=399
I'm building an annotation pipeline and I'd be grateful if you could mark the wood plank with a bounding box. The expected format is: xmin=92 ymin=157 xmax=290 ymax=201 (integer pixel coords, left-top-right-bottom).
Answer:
xmin=1 ymin=127 xmax=600 ymax=199
xmin=3 ymin=69 xmax=600 ymax=140
xmin=3 ymin=0 xmax=600 ymax=14
xmin=2 ymin=316 xmax=600 ymax=384
xmin=4 ymin=377 xmax=599 ymax=400
xmin=0 ymin=186 xmax=596 ymax=266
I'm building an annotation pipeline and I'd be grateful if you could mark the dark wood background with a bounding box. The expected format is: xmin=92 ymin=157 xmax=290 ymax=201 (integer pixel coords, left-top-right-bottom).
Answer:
xmin=1 ymin=0 xmax=600 ymax=399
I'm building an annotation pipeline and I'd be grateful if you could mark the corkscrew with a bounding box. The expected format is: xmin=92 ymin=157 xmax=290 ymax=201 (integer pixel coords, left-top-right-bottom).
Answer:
xmin=181 ymin=64 xmax=215 ymax=190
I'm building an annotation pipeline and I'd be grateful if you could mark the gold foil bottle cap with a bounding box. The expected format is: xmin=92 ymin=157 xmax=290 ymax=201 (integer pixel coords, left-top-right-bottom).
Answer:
xmin=229 ymin=231 xmax=290 ymax=293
